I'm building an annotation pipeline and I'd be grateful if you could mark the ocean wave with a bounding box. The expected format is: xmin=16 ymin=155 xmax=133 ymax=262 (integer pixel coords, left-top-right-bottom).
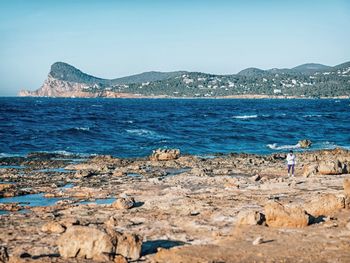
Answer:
xmin=126 ymin=129 xmax=169 ymax=139
xmin=54 ymin=127 xmax=92 ymax=134
xmin=0 ymin=153 xmax=25 ymax=157
xmin=73 ymin=127 xmax=90 ymax=131
xmin=39 ymin=150 xmax=94 ymax=157
xmin=266 ymin=143 xmax=301 ymax=150
xmin=232 ymin=114 xmax=258 ymax=119
xmin=303 ymin=114 xmax=322 ymax=118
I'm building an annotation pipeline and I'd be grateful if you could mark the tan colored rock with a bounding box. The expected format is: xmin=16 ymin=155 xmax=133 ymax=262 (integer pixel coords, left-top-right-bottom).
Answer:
xmin=298 ymin=139 xmax=312 ymax=148
xmin=56 ymin=226 xmax=114 ymax=261
xmin=113 ymin=169 xmax=126 ymax=177
xmin=0 ymin=246 xmax=9 ymax=263
xmin=41 ymin=222 xmax=65 ymax=234
xmin=0 ymin=184 xmax=14 ymax=192
xmin=191 ymin=167 xmax=210 ymax=177
xmin=236 ymin=210 xmax=265 ymax=225
xmin=264 ymin=201 xmax=309 ymax=228
xmin=59 ymin=218 xmax=80 ymax=228
xmin=346 ymin=222 xmax=350 ymax=231
xmin=318 ymin=160 xmax=343 ymax=175
xmin=251 ymin=174 xmax=261 ymax=181
xmin=115 ymin=232 xmax=142 ymax=261
xmin=252 ymin=236 xmax=264 ymax=245
xmin=75 ymin=169 xmax=95 ymax=178
xmin=114 ymin=255 xmax=128 ymax=263
xmin=305 ymin=194 xmax=345 ymax=217
xmin=302 ymin=164 xmax=318 ymax=177
xmin=150 ymin=149 xmax=180 ymax=161
xmin=343 ymin=178 xmax=350 ymax=196
xmin=112 ymin=195 xmax=135 ymax=210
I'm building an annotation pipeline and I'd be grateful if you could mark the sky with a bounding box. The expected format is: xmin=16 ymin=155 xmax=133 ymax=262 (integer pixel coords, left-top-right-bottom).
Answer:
xmin=0 ymin=0 xmax=349 ymax=96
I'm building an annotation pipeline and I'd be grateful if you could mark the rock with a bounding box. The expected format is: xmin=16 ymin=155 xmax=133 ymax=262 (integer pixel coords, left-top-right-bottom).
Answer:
xmin=114 ymin=255 xmax=128 ymax=263
xmin=56 ymin=226 xmax=114 ymax=261
xmin=252 ymin=236 xmax=264 ymax=245
xmin=41 ymin=222 xmax=66 ymax=234
xmin=115 ymin=232 xmax=142 ymax=261
xmin=191 ymin=167 xmax=210 ymax=177
xmin=346 ymin=222 xmax=350 ymax=231
xmin=236 ymin=210 xmax=265 ymax=225
xmin=264 ymin=201 xmax=310 ymax=228
xmin=343 ymin=178 xmax=350 ymax=196
xmin=298 ymin=139 xmax=312 ymax=148
xmin=105 ymin=216 xmax=118 ymax=230
xmin=251 ymin=174 xmax=261 ymax=181
xmin=0 ymin=184 xmax=14 ymax=192
xmin=75 ymin=169 xmax=96 ymax=178
xmin=113 ymin=169 xmax=126 ymax=177
xmin=190 ymin=211 xmax=200 ymax=216
xmin=112 ymin=195 xmax=135 ymax=210
xmin=302 ymin=164 xmax=318 ymax=177
xmin=318 ymin=160 xmax=343 ymax=175
xmin=0 ymin=246 xmax=9 ymax=263
xmin=59 ymin=218 xmax=80 ymax=228
xmin=150 ymin=149 xmax=180 ymax=161
xmin=305 ymin=194 xmax=345 ymax=217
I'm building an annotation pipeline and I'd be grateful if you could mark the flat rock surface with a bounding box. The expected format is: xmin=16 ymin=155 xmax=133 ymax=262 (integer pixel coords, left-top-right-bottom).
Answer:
xmin=1 ymin=149 xmax=350 ymax=262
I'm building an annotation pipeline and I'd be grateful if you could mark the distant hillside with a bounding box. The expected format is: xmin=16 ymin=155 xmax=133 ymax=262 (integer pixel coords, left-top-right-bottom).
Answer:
xmin=237 ymin=68 xmax=266 ymax=77
xmin=19 ymin=61 xmax=350 ymax=98
xmin=291 ymin=63 xmax=332 ymax=74
xmin=49 ymin=62 xmax=186 ymax=85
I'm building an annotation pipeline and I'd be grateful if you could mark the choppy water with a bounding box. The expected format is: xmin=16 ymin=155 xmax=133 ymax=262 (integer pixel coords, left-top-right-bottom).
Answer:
xmin=1 ymin=97 xmax=349 ymax=157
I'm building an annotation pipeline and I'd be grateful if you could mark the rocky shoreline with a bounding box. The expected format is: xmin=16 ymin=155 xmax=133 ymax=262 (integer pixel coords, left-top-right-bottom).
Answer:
xmin=1 ymin=148 xmax=350 ymax=262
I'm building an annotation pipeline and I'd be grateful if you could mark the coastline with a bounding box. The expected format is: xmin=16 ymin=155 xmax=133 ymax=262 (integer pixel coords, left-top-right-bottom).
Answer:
xmin=1 ymin=148 xmax=350 ymax=261
xmin=15 ymin=94 xmax=350 ymax=99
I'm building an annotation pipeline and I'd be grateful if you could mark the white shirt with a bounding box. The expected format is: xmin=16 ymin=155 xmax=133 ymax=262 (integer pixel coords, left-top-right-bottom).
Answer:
xmin=286 ymin=153 xmax=296 ymax=165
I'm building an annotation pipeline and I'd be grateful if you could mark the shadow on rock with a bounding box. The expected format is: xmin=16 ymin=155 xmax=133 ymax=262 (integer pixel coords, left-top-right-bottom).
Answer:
xmin=141 ymin=240 xmax=187 ymax=256
xmin=309 ymin=215 xmax=326 ymax=225
xmin=134 ymin=201 xmax=145 ymax=208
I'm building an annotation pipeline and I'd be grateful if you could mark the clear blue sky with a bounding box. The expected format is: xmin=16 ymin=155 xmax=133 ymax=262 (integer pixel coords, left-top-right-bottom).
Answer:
xmin=0 ymin=0 xmax=349 ymax=96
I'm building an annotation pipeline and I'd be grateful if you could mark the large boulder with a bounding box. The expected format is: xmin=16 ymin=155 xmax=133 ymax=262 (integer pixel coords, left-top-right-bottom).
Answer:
xmin=318 ymin=160 xmax=343 ymax=175
xmin=344 ymin=178 xmax=350 ymax=196
xmin=305 ymin=194 xmax=345 ymax=217
xmin=112 ymin=194 xmax=135 ymax=210
xmin=235 ymin=210 xmax=265 ymax=225
xmin=298 ymin=139 xmax=312 ymax=148
xmin=302 ymin=164 xmax=318 ymax=177
xmin=41 ymin=221 xmax=66 ymax=234
xmin=56 ymin=226 xmax=114 ymax=261
xmin=150 ymin=149 xmax=180 ymax=161
xmin=264 ymin=201 xmax=310 ymax=228
xmin=115 ymin=232 xmax=143 ymax=261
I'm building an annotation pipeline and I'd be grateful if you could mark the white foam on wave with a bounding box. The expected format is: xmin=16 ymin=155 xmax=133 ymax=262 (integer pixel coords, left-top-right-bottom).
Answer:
xmin=232 ymin=114 xmax=258 ymax=119
xmin=52 ymin=150 xmax=75 ymax=156
xmin=303 ymin=114 xmax=322 ymax=118
xmin=44 ymin=150 xmax=93 ymax=157
xmin=74 ymin=127 xmax=90 ymax=131
xmin=266 ymin=143 xmax=301 ymax=150
xmin=126 ymin=129 xmax=170 ymax=139
xmin=0 ymin=153 xmax=24 ymax=157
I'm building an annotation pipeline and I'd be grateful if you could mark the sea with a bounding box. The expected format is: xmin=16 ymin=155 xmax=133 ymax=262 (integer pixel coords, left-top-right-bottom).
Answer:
xmin=1 ymin=97 xmax=350 ymax=158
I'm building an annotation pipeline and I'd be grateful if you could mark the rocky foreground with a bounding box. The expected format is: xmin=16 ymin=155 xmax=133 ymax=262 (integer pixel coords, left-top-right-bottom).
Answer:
xmin=1 ymin=148 xmax=350 ymax=262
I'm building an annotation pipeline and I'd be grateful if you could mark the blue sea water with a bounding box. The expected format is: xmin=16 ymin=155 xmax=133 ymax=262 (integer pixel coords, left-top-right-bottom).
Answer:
xmin=0 ymin=97 xmax=349 ymax=158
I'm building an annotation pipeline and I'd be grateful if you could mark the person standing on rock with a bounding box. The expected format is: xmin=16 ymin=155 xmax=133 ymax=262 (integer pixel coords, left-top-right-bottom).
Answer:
xmin=286 ymin=150 xmax=296 ymax=177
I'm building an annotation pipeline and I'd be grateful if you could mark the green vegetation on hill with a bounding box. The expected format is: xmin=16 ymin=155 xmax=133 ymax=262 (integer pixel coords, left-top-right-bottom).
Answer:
xmin=49 ymin=61 xmax=350 ymax=97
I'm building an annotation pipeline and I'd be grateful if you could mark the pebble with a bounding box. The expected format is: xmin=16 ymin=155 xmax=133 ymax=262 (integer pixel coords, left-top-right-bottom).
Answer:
xmin=252 ymin=236 xmax=264 ymax=245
